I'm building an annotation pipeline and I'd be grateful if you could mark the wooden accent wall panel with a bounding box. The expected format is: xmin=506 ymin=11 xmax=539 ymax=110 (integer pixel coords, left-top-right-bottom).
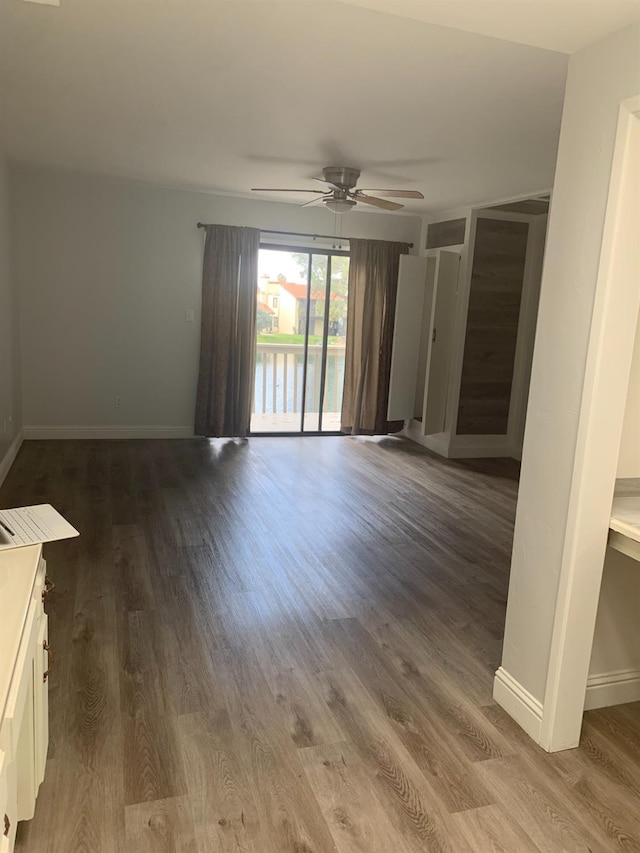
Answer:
xmin=456 ymin=217 xmax=529 ymax=435
xmin=426 ymin=218 xmax=466 ymax=249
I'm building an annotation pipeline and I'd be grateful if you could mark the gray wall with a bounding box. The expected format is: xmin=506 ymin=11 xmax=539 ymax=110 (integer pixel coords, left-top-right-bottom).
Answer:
xmin=0 ymin=153 xmax=21 ymax=467
xmin=617 ymin=303 xmax=640 ymax=477
xmin=11 ymin=164 xmax=421 ymax=433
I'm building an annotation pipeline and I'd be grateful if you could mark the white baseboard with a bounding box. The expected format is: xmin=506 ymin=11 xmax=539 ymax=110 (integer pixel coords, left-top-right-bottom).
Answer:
xmin=420 ymin=433 xmax=452 ymax=457
xmin=0 ymin=429 xmax=24 ymax=488
xmin=449 ymin=435 xmax=517 ymax=459
xmin=584 ymin=668 xmax=640 ymax=710
xmin=23 ymin=425 xmax=194 ymax=440
xmin=403 ymin=423 xmax=451 ymax=458
xmin=404 ymin=426 xmax=518 ymax=460
xmin=493 ymin=666 xmax=543 ymax=742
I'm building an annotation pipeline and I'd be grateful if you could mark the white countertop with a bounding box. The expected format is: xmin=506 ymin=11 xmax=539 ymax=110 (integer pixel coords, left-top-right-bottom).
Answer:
xmin=0 ymin=544 xmax=41 ymax=722
xmin=610 ymin=495 xmax=640 ymax=543
xmin=609 ymin=479 xmax=640 ymax=559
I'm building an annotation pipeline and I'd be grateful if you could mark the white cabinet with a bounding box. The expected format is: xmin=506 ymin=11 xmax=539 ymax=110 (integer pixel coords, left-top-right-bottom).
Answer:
xmin=0 ymin=748 xmax=12 ymax=853
xmin=0 ymin=546 xmax=50 ymax=851
xmin=388 ymin=250 xmax=460 ymax=434
xmin=399 ymin=208 xmax=547 ymax=459
xmin=33 ymin=615 xmax=49 ymax=790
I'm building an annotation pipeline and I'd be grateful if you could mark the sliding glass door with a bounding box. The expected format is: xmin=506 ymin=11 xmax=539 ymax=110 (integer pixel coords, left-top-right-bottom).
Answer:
xmin=251 ymin=246 xmax=349 ymax=434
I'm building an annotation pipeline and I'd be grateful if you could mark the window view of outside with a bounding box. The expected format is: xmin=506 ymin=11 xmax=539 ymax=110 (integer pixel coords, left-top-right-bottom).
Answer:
xmin=251 ymin=248 xmax=349 ymax=433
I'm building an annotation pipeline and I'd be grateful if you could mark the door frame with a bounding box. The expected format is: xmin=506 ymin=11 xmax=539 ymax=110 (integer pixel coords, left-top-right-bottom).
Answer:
xmin=538 ymin=95 xmax=640 ymax=751
xmin=251 ymin=243 xmax=350 ymax=436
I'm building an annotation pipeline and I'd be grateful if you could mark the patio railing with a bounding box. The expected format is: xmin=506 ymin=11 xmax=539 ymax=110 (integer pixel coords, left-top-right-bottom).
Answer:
xmin=253 ymin=342 xmax=346 ymax=416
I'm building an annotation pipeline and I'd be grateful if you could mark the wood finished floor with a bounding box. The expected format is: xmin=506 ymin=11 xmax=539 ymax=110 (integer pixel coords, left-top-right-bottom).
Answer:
xmin=3 ymin=436 xmax=640 ymax=853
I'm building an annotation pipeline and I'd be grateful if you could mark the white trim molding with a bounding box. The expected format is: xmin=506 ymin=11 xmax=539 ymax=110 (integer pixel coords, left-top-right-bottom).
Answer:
xmin=403 ymin=423 xmax=518 ymax=459
xmin=419 ymin=433 xmax=452 ymax=457
xmin=449 ymin=434 xmax=517 ymax=459
xmin=0 ymin=429 xmax=24 ymax=488
xmin=23 ymin=425 xmax=194 ymax=440
xmin=493 ymin=667 xmax=543 ymax=742
xmin=584 ymin=668 xmax=640 ymax=711
xmin=403 ymin=420 xmax=451 ymax=456
xmin=538 ymin=96 xmax=640 ymax=752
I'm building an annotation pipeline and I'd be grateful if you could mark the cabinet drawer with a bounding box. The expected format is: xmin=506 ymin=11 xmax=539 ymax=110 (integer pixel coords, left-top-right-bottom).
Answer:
xmin=15 ymin=674 xmax=36 ymax=824
xmin=0 ymin=602 xmax=38 ymax=759
xmin=0 ymin=748 xmax=16 ymax=853
xmin=32 ymin=557 xmax=47 ymax=610
xmin=33 ymin=615 xmax=49 ymax=787
xmin=0 ymin=748 xmax=7 ymax=835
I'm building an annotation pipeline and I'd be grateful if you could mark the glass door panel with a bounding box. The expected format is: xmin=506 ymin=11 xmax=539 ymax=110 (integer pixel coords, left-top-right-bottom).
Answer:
xmin=321 ymin=254 xmax=349 ymax=431
xmin=251 ymin=247 xmax=348 ymax=435
xmin=301 ymin=254 xmax=327 ymax=433
xmin=253 ymin=249 xmax=308 ymax=433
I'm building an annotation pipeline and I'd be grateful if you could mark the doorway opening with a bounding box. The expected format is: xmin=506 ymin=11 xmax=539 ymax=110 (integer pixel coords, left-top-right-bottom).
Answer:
xmin=251 ymin=245 xmax=350 ymax=435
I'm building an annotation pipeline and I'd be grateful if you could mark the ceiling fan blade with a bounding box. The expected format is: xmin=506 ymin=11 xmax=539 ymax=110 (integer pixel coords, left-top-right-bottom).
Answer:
xmin=300 ymin=197 xmax=326 ymax=208
xmin=357 ymin=194 xmax=404 ymax=211
xmin=312 ymin=177 xmax=343 ymax=191
xmin=358 ymin=189 xmax=425 ymax=199
xmin=251 ymin=188 xmax=326 ymax=194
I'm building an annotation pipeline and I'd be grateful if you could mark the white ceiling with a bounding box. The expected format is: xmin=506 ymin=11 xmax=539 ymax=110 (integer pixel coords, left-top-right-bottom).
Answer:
xmin=0 ymin=0 xmax=632 ymax=214
xmin=337 ymin=0 xmax=640 ymax=53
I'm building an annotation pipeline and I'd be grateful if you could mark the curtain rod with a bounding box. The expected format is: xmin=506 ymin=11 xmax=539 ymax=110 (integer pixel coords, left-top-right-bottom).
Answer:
xmin=196 ymin=223 xmax=413 ymax=249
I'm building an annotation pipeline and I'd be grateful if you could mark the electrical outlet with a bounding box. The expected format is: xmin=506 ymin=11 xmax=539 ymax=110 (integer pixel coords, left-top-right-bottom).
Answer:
xmin=114 ymin=396 xmax=123 ymax=408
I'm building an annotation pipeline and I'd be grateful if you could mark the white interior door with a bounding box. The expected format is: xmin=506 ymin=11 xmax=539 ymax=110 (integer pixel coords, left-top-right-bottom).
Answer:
xmin=414 ymin=256 xmax=437 ymax=418
xmin=423 ymin=250 xmax=460 ymax=435
xmin=387 ymin=256 xmax=429 ymax=421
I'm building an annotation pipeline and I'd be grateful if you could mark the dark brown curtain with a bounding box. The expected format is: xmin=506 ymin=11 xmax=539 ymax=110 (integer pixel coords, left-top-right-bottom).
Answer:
xmin=341 ymin=238 xmax=410 ymax=435
xmin=195 ymin=225 xmax=260 ymax=438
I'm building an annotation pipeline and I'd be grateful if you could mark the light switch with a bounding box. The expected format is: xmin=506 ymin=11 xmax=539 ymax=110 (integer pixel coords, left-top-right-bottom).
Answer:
xmin=186 ymin=309 xmax=195 ymax=323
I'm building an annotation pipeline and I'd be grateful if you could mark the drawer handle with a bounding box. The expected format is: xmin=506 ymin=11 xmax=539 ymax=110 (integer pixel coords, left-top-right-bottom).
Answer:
xmin=43 ymin=640 xmax=55 ymax=682
xmin=41 ymin=575 xmax=55 ymax=603
xmin=3 ymin=813 xmax=9 ymax=837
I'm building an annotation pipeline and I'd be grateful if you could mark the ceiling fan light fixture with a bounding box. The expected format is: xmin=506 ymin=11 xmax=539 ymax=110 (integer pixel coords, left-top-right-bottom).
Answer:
xmin=324 ymin=197 xmax=356 ymax=214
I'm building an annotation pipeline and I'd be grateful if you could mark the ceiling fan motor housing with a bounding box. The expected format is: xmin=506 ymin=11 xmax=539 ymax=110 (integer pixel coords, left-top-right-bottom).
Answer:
xmin=322 ymin=166 xmax=361 ymax=189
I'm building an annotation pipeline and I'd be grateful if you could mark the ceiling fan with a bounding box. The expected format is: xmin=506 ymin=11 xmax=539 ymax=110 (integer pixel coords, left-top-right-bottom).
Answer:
xmin=251 ymin=166 xmax=424 ymax=213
